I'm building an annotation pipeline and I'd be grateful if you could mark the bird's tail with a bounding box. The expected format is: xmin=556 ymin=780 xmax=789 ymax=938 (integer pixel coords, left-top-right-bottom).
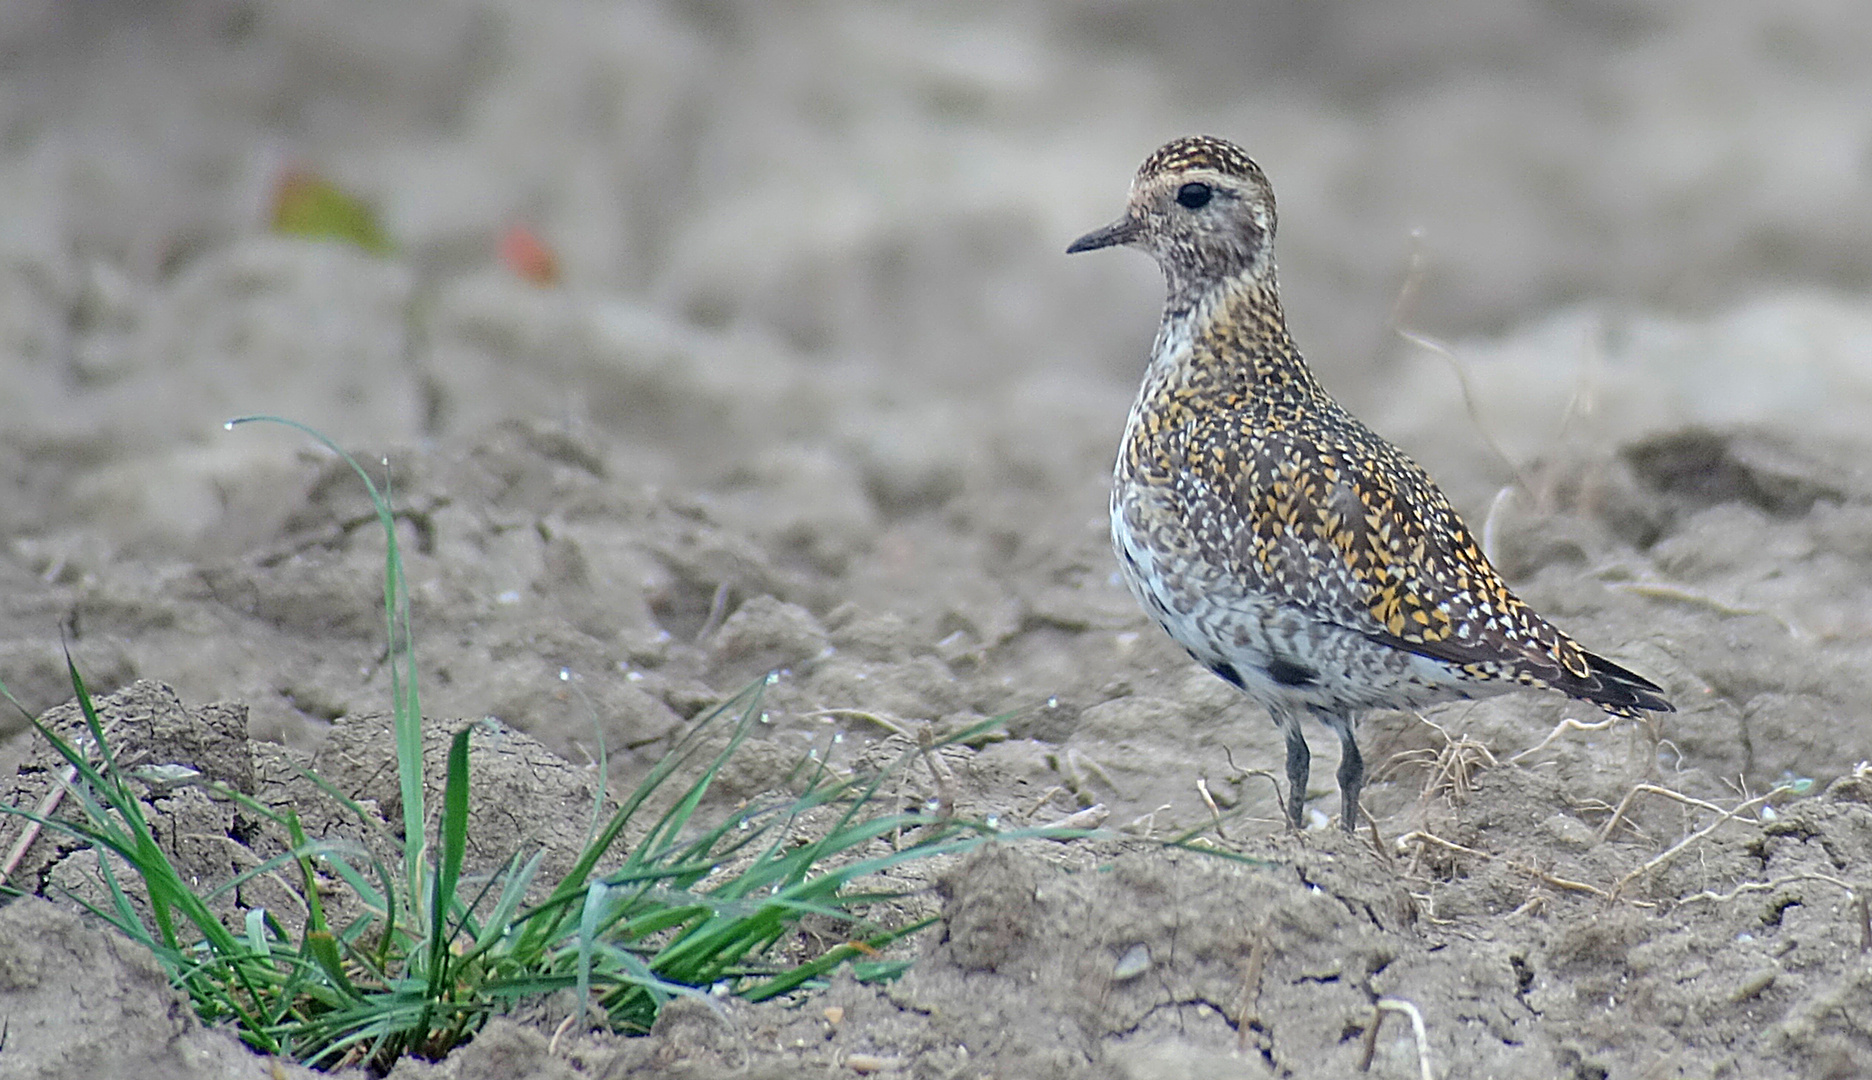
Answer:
xmin=1578 ymin=651 xmax=1673 ymax=715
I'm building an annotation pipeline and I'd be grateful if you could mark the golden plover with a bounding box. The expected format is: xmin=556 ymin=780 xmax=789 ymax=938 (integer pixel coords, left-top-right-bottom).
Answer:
xmin=1068 ymin=135 xmax=1672 ymax=832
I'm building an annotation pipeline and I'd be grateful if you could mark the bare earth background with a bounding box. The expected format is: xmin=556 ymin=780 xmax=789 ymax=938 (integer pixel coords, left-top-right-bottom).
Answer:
xmin=3 ymin=2 xmax=1872 ymax=1078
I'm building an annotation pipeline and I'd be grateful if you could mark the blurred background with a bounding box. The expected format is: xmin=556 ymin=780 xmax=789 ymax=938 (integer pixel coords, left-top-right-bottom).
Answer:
xmin=4 ymin=0 xmax=1869 ymax=440
xmin=6 ymin=7 xmax=1872 ymax=1071
xmin=2 ymin=0 xmax=1871 ymax=741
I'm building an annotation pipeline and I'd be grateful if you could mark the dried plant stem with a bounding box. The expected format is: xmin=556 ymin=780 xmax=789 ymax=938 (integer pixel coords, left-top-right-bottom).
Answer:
xmin=1037 ymin=804 xmax=1108 ymax=833
xmin=1397 ymin=329 xmax=1531 ymax=495
xmin=1609 ymin=785 xmax=1794 ymax=900
xmin=1509 ymin=714 xmax=1619 ymax=765
xmin=1197 ymin=778 xmax=1227 ymax=841
xmin=1510 ymin=864 xmax=1610 ymax=899
xmin=1224 ymin=747 xmax=1289 ymax=824
xmin=0 ymin=763 xmax=75 ymax=888
xmin=1357 ymin=996 xmax=1435 ymax=1080
xmin=1397 ymin=830 xmax=1615 ymax=900
xmin=1676 ymin=873 xmax=1857 ymax=907
xmin=808 ymin=708 xmax=912 ymax=739
xmin=1478 ymin=485 xmax=1517 ymax=567
xmin=1396 ymin=830 xmax=1490 ymax=861
xmin=1598 ymin=783 xmax=1734 ymax=842
xmin=1236 ymin=932 xmax=1272 ymax=1048
xmin=1607 ymin=580 xmax=1804 ymax=639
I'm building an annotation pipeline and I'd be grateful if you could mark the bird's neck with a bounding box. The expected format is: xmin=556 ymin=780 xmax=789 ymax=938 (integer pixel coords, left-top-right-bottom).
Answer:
xmin=1148 ymin=269 xmax=1324 ymax=400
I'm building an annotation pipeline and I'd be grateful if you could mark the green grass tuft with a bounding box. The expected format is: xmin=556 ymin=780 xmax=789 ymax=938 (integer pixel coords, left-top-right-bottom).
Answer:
xmin=0 ymin=419 xmax=1015 ymax=1071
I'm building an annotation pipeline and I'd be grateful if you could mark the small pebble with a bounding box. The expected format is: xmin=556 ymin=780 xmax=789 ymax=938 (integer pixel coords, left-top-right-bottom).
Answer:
xmin=1112 ymin=942 xmax=1152 ymax=980
xmin=1732 ymin=967 xmax=1777 ymax=1002
xmin=1540 ymin=813 xmax=1595 ymax=848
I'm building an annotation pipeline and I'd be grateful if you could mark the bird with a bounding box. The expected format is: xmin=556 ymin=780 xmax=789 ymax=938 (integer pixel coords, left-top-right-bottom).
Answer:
xmin=1067 ymin=135 xmax=1672 ymax=833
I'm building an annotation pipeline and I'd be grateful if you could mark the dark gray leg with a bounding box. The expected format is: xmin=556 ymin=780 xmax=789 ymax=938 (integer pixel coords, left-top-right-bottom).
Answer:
xmin=1282 ymin=716 xmax=1310 ymax=829
xmin=1332 ymin=719 xmax=1364 ymax=834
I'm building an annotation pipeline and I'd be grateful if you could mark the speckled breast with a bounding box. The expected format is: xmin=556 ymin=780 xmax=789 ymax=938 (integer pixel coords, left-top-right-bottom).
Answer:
xmin=1109 ymin=439 xmax=1479 ymax=718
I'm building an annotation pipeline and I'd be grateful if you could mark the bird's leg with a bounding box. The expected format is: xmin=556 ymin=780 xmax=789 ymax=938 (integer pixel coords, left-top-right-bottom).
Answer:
xmin=1281 ymin=715 xmax=1310 ymax=829
xmin=1331 ymin=718 xmax=1364 ymax=834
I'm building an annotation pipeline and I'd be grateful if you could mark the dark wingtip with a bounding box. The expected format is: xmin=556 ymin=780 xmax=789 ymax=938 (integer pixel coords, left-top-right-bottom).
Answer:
xmin=1581 ymin=652 xmax=1674 ymax=714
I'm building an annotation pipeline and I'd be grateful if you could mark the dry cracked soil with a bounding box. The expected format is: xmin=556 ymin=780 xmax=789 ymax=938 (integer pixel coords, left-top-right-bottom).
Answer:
xmin=5 ymin=3 xmax=1872 ymax=1079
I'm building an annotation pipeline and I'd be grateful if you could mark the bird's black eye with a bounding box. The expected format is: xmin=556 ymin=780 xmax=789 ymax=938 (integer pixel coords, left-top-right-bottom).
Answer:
xmin=1175 ymin=182 xmax=1213 ymax=209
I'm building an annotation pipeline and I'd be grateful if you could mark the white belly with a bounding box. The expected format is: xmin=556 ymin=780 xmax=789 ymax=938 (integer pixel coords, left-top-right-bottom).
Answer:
xmin=1109 ymin=485 xmax=1481 ymax=717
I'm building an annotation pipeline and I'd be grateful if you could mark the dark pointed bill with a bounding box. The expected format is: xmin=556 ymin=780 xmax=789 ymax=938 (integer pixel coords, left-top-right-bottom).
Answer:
xmin=1066 ymin=217 xmax=1142 ymax=254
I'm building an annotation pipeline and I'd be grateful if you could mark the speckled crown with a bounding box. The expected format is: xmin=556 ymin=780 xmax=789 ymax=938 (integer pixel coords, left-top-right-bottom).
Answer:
xmin=1136 ymin=135 xmax=1265 ymax=183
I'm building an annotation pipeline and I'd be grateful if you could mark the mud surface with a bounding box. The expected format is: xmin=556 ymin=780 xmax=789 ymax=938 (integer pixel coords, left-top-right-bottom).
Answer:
xmin=5 ymin=3 xmax=1872 ymax=1078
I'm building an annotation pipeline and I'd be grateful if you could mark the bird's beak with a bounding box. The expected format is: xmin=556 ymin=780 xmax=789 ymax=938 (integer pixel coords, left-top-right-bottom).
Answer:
xmin=1066 ymin=216 xmax=1142 ymax=254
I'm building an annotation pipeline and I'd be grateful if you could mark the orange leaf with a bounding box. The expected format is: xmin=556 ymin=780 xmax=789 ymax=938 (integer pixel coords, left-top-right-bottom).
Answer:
xmin=500 ymin=223 xmax=559 ymax=285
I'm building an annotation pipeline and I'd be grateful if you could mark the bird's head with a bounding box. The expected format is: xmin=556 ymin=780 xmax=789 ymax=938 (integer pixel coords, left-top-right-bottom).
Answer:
xmin=1068 ymin=135 xmax=1278 ymax=300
